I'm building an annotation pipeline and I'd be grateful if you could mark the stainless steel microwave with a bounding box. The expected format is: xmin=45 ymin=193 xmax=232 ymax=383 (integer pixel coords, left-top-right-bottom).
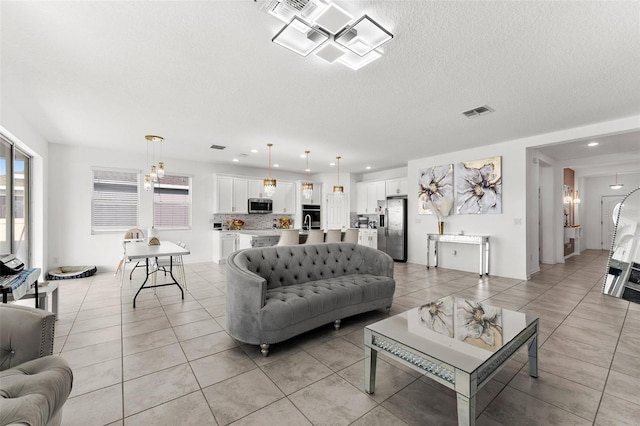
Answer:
xmin=248 ymin=198 xmax=273 ymax=214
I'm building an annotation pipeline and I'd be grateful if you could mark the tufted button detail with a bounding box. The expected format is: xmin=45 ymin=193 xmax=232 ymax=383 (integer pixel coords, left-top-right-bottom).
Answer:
xmin=11 ymin=350 xmax=15 ymax=354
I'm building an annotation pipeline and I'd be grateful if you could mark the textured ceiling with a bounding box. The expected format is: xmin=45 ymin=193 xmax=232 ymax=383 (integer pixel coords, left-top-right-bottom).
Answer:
xmin=2 ymin=0 xmax=639 ymax=174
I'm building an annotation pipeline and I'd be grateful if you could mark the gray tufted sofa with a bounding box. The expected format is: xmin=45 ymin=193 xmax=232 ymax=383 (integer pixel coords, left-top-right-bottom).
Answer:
xmin=1 ymin=304 xmax=73 ymax=426
xmin=226 ymin=242 xmax=395 ymax=356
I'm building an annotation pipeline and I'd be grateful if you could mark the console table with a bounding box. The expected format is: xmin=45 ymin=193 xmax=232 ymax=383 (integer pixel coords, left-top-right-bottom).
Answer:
xmin=427 ymin=234 xmax=490 ymax=276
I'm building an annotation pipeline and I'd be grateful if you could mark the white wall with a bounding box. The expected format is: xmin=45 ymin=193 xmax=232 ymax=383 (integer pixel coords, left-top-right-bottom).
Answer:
xmin=47 ymin=143 xmax=306 ymax=271
xmin=408 ymin=142 xmax=528 ymax=279
xmin=583 ymin=172 xmax=640 ymax=250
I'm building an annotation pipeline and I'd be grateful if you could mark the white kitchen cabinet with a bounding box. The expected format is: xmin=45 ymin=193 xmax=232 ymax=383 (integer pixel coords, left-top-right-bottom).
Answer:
xmin=212 ymin=231 xmax=238 ymax=264
xmin=357 ymin=181 xmax=385 ymax=214
xmin=213 ymin=175 xmax=248 ymax=214
xmin=358 ymin=229 xmax=378 ymax=249
xmin=237 ymin=233 xmax=253 ymax=250
xmin=248 ymin=179 xmax=268 ymax=199
xmin=386 ymin=178 xmax=408 ymax=197
xmin=299 ymin=181 xmax=322 ymax=205
xmin=272 ymin=181 xmax=296 ymax=214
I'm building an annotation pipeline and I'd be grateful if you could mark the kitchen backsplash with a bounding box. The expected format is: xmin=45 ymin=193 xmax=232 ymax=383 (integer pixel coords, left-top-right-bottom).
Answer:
xmin=213 ymin=214 xmax=294 ymax=230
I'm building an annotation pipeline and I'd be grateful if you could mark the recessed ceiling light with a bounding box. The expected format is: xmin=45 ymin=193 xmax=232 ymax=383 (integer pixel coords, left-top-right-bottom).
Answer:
xmin=366 ymin=166 xmax=372 ymax=170
xmin=273 ymin=164 xmax=279 ymax=168
xmin=305 ymin=168 xmax=311 ymax=172
xmin=251 ymin=149 xmax=258 ymax=153
xmin=232 ymin=158 xmax=239 ymax=162
xmin=330 ymin=162 xmax=336 ymax=166
xmin=587 ymin=142 xmax=599 ymax=147
xmin=300 ymin=154 xmax=306 ymax=158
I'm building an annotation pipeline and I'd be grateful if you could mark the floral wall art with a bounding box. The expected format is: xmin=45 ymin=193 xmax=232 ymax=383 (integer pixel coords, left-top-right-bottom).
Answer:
xmin=418 ymin=164 xmax=454 ymax=218
xmin=455 ymin=156 xmax=502 ymax=214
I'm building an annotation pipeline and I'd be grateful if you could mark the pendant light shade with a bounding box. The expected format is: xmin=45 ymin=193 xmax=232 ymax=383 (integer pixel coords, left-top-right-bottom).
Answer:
xmin=264 ymin=143 xmax=277 ymax=196
xmin=333 ymin=156 xmax=344 ymax=197
xmin=144 ymin=135 xmax=166 ymax=191
xmin=302 ymin=150 xmax=313 ymax=200
xmin=610 ymin=173 xmax=624 ymax=190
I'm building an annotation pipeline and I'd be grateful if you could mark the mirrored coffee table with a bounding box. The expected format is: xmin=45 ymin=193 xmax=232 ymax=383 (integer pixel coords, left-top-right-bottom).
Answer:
xmin=364 ymin=297 xmax=538 ymax=426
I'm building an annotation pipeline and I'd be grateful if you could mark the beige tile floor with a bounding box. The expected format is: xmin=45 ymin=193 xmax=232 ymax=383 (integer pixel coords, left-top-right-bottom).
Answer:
xmin=39 ymin=249 xmax=640 ymax=425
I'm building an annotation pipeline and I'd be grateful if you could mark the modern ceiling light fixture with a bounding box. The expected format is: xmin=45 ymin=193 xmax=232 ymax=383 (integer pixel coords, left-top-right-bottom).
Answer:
xmin=610 ymin=173 xmax=624 ymax=190
xmin=333 ymin=156 xmax=344 ymax=197
xmin=265 ymin=0 xmax=393 ymax=70
xmin=264 ymin=143 xmax=277 ymax=196
xmin=302 ymin=150 xmax=314 ymax=200
xmin=144 ymin=135 xmax=165 ymax=191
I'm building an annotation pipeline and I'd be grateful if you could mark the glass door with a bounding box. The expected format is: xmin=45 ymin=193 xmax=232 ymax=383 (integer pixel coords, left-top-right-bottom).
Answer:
xmin=0 ymin=140 xmax=12 ymax=255
xmin=0 ymin=136 xmax=31 ymax=266
xmin=14 ymin=149 xmax=29 ymax=263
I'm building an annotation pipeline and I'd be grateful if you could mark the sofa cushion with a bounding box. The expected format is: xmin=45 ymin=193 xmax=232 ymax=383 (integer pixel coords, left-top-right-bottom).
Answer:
xmin=260 ymin=274 xmax=395 ymax=330
xmin=240 ymin=243 xmax=380 ymax=290
xmin=0 ymin=355 xmax=73 ymax=426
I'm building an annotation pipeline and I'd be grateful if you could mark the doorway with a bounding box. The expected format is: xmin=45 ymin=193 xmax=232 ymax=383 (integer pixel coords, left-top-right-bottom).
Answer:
xmin=601 ymin=195 xmax=626 ymax=250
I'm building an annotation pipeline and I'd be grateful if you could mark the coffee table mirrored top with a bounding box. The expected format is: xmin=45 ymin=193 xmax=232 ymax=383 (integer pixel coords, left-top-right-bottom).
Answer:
xmin=364 ymin=296 xmax=539 ymax=426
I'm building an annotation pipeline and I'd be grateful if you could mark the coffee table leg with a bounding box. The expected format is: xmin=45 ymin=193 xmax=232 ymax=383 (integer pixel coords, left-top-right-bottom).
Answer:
xmin=456 ymin=393 xmax=476 ymax=426
xmin=364 ymin=346 xmax=377 ymax=394
xmin=528 ymin=334 xmax=539 ymax=378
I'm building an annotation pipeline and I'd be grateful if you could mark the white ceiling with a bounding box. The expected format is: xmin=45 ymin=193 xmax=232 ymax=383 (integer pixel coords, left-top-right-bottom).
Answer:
xmin=2 ymin=0 xmax=639 ymax=175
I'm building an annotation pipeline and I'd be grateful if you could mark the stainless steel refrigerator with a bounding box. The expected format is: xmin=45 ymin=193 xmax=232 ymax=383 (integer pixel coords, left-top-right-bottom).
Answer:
xmin=377 ymin=197 xmax=407 ymax=261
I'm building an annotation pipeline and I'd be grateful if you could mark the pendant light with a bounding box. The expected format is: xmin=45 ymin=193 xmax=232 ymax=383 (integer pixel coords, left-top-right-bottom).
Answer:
xmin=610 ymin=173 xmax=624 ymax=190
xmin=263 ymin=143 xmax=277 ymax=196
xmin=302 ymin=150 xmax=313 ymax=200
xmin=145 ymin=135 xmax=165 ymax=190
xmin=333 ymin=156 xmax=344 ymax=197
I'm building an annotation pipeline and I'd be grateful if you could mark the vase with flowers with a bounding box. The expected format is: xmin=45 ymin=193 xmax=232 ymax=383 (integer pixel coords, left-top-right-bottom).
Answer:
xmin=428 ymin=198 xmax=453 ymax=234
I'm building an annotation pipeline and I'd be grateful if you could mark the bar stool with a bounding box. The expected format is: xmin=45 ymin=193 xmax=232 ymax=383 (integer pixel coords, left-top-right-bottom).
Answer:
xmin=325 ymin=229 xmax=342 ymax=243
xmin=304 ymin=230 xmax=325 ymax=244
xmin=343 ymin=228 xmax=359 ymax=244
xmin=277 ymin=229 xmax=300 ymax=246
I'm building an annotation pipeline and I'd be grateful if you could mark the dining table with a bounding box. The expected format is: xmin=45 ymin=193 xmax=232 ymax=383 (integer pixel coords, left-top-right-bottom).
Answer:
xmin=124 ymin=240 xmax=190 ymax=308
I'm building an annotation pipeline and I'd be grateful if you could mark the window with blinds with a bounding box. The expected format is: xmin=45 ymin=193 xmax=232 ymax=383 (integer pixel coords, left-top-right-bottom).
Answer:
xmin=91 ymin=168 xmax=139 ymax=233
xmin=154 ymin=174 xmax=191 ymax=229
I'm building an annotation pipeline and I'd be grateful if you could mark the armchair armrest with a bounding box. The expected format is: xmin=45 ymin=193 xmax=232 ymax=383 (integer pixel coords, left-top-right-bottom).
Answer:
xmin=225 ymin=250 xmax=268 ymax=345
xmin=0 ymin=304 xmax=55 ymax=371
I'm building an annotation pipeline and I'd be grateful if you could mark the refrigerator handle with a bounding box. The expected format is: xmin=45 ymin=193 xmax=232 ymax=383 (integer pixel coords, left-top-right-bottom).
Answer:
xmin=385 ymin=208 xmax=389 ymax=236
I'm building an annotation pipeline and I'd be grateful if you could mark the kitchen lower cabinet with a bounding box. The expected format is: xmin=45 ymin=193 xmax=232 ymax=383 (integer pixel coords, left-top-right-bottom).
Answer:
xmin=213 ymin=231 xmax=238 ymax=264
xmin=358 ymin=229 xmax=378 ymax=249
xmin=237 ymin=233 xmax=253 ymax=251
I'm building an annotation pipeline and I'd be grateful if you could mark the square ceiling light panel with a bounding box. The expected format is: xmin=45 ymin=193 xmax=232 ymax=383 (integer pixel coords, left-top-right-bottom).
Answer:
xmin=338 ymin=49 xmax=381 ymax=70
xmin=335 ymin=15 xmax=393 ymax=56
xmin=272 ymin=17 xmax=329 ymax=56
xmin=313 ymin=3 xmax=353 ymax=34
xmin=314 ymin=42 xmax=346 ymax=63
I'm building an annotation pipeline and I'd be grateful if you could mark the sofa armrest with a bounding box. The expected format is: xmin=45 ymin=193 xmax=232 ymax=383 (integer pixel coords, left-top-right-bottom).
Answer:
xmin=0 ymin=304 xmax=55 ymax=371
xmin=225 ymin=250 xmax=269 ymax=344
xmin=358 ymin=245 xmax=394 ymax=278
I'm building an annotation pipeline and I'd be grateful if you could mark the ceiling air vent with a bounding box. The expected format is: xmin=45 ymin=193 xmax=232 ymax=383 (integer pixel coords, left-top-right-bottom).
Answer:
xmin=210 ymin=144 xmax=226 ymax=150
xmin=264 ymin=0 xmax=323 ymax=23
xmin=462 ymin=105 xmax=494 ymax=119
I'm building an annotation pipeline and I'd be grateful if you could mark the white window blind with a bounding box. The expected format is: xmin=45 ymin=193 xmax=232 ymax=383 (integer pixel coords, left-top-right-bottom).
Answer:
xmin=154 ymin=174 xmax=191 ymax=229
xmin=91 ymin=168 xmax=139 ymax=233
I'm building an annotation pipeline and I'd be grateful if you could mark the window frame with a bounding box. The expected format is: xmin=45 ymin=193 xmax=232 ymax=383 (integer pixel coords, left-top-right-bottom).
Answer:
xmin=91 ymin=167 xmax=140 ymax=235
xmin=153 ymin=173 xmax=192 ymax=230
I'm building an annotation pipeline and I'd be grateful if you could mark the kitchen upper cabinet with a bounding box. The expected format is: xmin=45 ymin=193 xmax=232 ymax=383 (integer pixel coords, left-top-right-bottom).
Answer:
xmin=213 ymin=175 xmax=248 ymax=214
xmin=386 ymin=178 xmax=408 ymax=197
xmin=272 ymin=181 xmax=296 ymax=214
xmin=248 ymin=179 xmax=268 ymax=199
xmin=357 ymin=181 xmax=385 ymax=214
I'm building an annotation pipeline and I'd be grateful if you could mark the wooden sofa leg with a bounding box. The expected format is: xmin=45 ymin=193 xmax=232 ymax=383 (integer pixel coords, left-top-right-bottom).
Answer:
xmin=334 ymin=319 xmax=341 ymax=330
xmin=260 ymin=343 xmax=270 ymax=357
xmin=386 ymin=306 xmax=391 ymax=314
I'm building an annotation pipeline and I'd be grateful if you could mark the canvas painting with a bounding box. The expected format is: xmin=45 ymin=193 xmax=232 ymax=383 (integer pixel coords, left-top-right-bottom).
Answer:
xmin=418 ymin=164 xmax=454 ymax=216
xmin=455 ymin=299 xmax=503 ymax=352
xmin=417 ymin=296 xmax=454 ymax=337
xmin=455 ymin=156 xmax=502 ymax=214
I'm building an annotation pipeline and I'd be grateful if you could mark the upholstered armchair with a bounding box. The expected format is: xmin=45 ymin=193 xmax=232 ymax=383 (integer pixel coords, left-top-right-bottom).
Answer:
xmin=0 ymin=304 xmax=73 ymax=426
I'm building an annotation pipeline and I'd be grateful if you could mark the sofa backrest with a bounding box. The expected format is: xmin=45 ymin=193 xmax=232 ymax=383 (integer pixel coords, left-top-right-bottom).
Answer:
xmin=231 ymin=242 xmax=392 ymax=290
